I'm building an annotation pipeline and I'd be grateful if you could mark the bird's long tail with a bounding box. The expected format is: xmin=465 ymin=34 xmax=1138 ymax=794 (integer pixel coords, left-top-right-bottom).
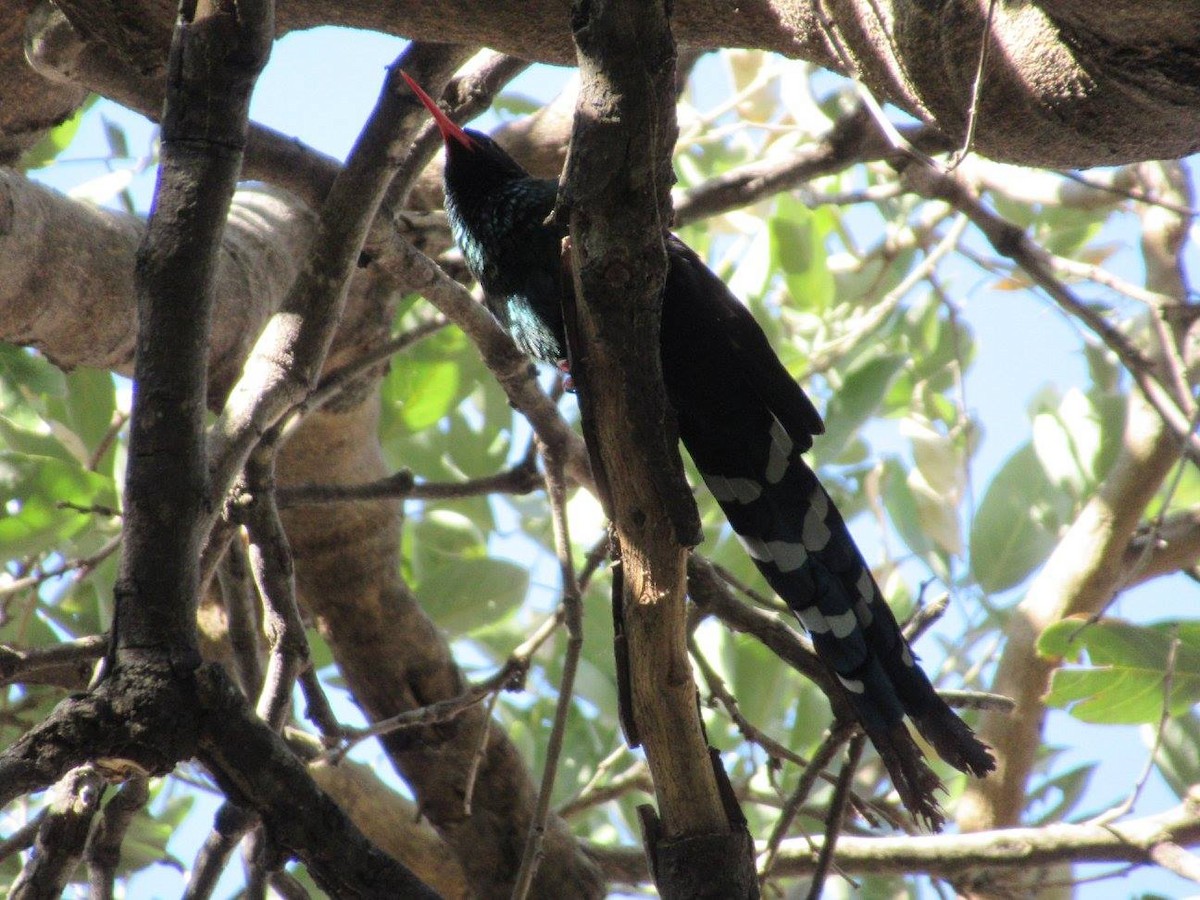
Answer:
xmin=660 ymin=237 xmax=993 ymax=828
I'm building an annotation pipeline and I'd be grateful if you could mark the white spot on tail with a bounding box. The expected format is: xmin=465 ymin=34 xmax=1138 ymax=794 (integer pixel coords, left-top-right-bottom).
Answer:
xmin=802 ymin=489 xmax=831 ymax=550
xmin=736 ymin=534 xmax=770 ymax=562
xmin=765 ymin=418 xmax=793 ymax=485
xmin=704 ymin=474 xmax=762 ymax=504
xmin=855 ymin=570 xmax=875 ymax=626
xmin=856 ymin=569 xmax=874 ymax=602
xmin=837 ymin=674 xmax=865 ymax=694
xmin=795 ymin=606 xmax=829 ymax=634
xmin=765 ymin=540 xmax=807 ymax=573
xmin=827 ymin=610 xmax=858 ymax=639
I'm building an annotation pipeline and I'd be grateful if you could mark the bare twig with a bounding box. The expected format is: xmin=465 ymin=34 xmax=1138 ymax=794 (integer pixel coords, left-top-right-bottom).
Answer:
xmin=183 ymin=804 xmax=257 ymax=900
xmin=297 ymin=668 xmax=341 ymax=745
xmin=243 ymin=437 xmax=309 ymax=732
xmin=948 ymin=0 xmax=999 ymax=167
xmin=674 ymin=108 xmax=948 ymax=226
xmin=900 ymin=160 xmax=1200 ymax=464
xmin=513 ymin=439 xmax=585 ymax=899
xmin=216 ymin=537 xmax=264 ymax=700
xmin=326 ymin=611 xmax=566 ymax=763
xmin=85 ymin=774 xmax=150 ymax=900
xmin=275 ymin=458 xmax=541 ymax=508
xmin=284 ymin=316 xmax=449 ymax=426
xmin=0 ymin=635 xmax=107 ymax=686
xmin=758 ymin=725 xmax=855 ymax=883
xmin=805 ymin=734 xmax=865 ymax=900
xmin=688 ymin=634 xmax=891 ymax=829
xmin=557 ymin=757 xmax=654 ymax=819
xmin=0 ymin=812 xmax=44 ymax=864
xmin=586 ymin=798 xmax=1200 ymax=884
xmin=462 ymin=689 xmax=500 ymax=817
xmin=10 ymin=766 xmax=104 ymax=898
xmin=0 ymin=535 xmax=121 ymax=600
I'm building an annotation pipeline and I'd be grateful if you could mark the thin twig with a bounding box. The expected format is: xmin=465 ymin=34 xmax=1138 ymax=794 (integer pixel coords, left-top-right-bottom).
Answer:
xmin=243 ymin=435 xmax=310 ymax=732
xmin=462 ymin=688 xmax=500 ymax=816
xmin=275 ymin=458 xmax=542 ymax=508
xmin=324 ymin=613 xmax=565 ymax=763
xmin=557 ymin=758 xmax=654 ymax=819
xmin=281 ymin=316 xmax=449 ymax=434
xmin=0 ymin=535 xmax=121 ymax=600
xmin=688 ymin=634 xmax=886 ymax=828
xmin=512 ymin=439 xmax=585 ymax=900
xmin=0 ymin=812 xmax=44 ymax=864
xmin=758 ymin=725 xmax=855 ymax=883
xmin=0 ymin=635 xmax=108 ymax=686
xmin=948 ymin=0 xmax=999 ymax=168
xmin=85 ymin=774 xmax=150 ymax=900
xmin=805 ymin=734 xmax=865 ymax=900
xmin=87 ymin=411 xmax=129 ymax=473
xmin=297 ymin=667 xmax=342 ymax=745
xmin=901 ymin=160 xmax=1200 ymax=464
xmin=183 ymin=804 xmax=257 ymax=900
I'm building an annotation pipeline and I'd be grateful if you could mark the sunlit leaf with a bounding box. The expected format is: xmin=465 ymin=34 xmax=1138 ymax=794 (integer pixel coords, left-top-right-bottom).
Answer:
xmin=1040 ymin=619 xmax=1200 ymax=723
xmin=769 ymin=194 xmax=834 ymax=313
xmin=1154 ymin=712 xmax=1200 ymax=799
xmin=970 ymin=444 xmax=1066 ymax=593
xmin=816 ymin=354 xmax=906 ymax=463
xmin=17 ymin=96 xmax=98 ymax=171
xmin=0 ymin=453 xmax=118 ymax=556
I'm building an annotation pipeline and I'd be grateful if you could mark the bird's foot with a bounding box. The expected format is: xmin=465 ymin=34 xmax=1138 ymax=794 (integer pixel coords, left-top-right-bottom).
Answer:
xmin=557 ymin=359 xmax=575 ymax=393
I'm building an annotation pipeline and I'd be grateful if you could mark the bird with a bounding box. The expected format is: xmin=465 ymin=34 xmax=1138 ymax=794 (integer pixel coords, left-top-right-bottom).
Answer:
xmin=403 ymin=73 xmax=994 ymax=828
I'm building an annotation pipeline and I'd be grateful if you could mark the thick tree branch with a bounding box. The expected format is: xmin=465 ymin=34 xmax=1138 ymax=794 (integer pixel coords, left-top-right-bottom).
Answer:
xmin=959 ymin=161 xmax=1194 ymax=832
xmin=587 ymin=796 xmax=1200 ymax=887
xmin=115 ymin=0 xmax=274 ymax=662
xmin=21 ymin=0 xmax=1200 ymax=166
xmin=10 ymin=766 xmax=103 ymax=898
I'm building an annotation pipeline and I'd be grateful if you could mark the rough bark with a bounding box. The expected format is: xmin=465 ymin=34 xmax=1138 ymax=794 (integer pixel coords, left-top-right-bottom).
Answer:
xmin=9 ymin=1 xmax=1200 ymax=168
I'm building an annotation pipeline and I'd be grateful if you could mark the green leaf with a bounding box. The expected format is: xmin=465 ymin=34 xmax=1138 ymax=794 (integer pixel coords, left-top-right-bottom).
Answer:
xmin=17 ymin=97 xmax=97 ymax=171
xmin=417 ymin=556 xmax=528 ymax=634
xmin=881 ymin=456 xmax=935 ymax=559
xmin=0 ymin=453 xmax=118 ymax=556
xmin=408 ymin=510 xmax=530 ymax=638
xmin=388 ymin=357 xmax=461 ymax=431
xmin=1027 ymin=762 xmax=1095 ymax=825
xmin=769 ymin=195 xmax=834 ymax=312
xmin=115 ymin=794 xmax=190 ymax=876
xmin=0 ymin=345 xmax=66 ymax=405
xmin=969 ymin=444 xmax=1066 ymax=593
xmin=1031 ymin=388 xmax=1101 ymax=499
xmin=63 ymin=367 xmax=117 ymax=468
xmin=1154 ymin=712 xmax=1200 ymax=799
xmin=1040 ymin=619 xmax=1200 ymax=723
xmin=906 ymin=466 xmax=963 ymax=558
xmin=0 ymin=416 xmax=76 ymax=463
xmin=815 ymin=354 xmax=906 ymax=462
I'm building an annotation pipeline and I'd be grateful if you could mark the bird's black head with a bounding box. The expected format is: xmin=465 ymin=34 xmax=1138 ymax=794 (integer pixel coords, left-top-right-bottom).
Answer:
xmin=401 ymin=72 xmax=531 ymax=199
